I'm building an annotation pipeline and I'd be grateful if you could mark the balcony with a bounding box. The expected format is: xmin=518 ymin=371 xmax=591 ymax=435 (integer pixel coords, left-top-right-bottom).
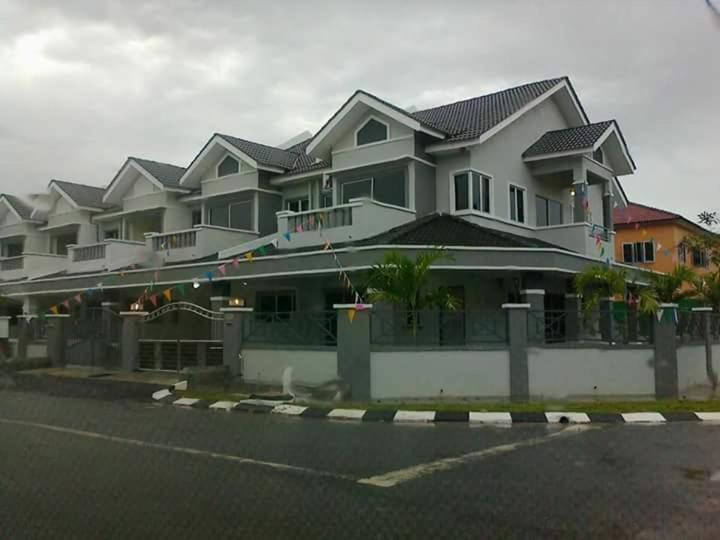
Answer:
xmin=536 ymin=222 xmax=614 ymax=259
xmin=146 ymin=225 xmax=259 ymax=264
xmin=0 ymin=253 xmax=68 ymax=281
xmin=276 ymin=197 xmax=416 ymax=249
xmin=67 ymin=239 xmax=147 ymax=274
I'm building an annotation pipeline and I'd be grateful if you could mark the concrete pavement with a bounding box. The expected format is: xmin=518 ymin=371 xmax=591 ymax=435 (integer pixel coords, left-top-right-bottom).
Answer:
xmin=2 ymin=389 xmax=720 ymax=538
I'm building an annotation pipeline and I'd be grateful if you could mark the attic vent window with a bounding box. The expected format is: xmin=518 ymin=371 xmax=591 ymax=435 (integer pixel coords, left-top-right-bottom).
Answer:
xmin=593 ymin=148 xmax=604 ymax=164
xmin=356 ymin=118 xmax=388 ymax=146
xmin=217 ymin=155 xmax=239 ymax=177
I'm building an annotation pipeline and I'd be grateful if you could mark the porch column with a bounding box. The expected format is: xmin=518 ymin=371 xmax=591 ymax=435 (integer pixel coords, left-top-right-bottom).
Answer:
xmin=335 ymin=304 xmax=373 ymax=401
xmin=101 ymin=301 xmax=119 ymax=340
xmin=598 ymin=297 xmax=616 ymax=343
xmin=220 ymin=307 xmax=253 ymax=378
xmin=16 ymin=315 xmax=36 ymax=361
xmin=120 ymin=311 xmax=147 ymax=372
xmin=602 ymin=180 xmax=613 ymax=232
xmin=521 ymin=289 xmax=545 ymax=343
xmin=564 ymin=294 xmax=581 ymax=342
xmin=572 ymin=181 xmax=588 ymax=223
xmin=46 ymin=314 xmax=70 ymax=367
xmin=503 ymin=303 xmax=530 ymax=402
xmin=210 ymin=297 xmax=229 ymax=341
xmin=653 ymin=303 xmax=679 ymax=399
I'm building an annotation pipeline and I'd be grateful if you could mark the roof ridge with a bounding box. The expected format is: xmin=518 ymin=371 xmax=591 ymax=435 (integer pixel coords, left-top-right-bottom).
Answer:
xmin=535 ymin=120 xmax=614 ymax=136
xmin=129 ymin=156 xmax=185 ymax=169
xmin=216 ymin=133 xmax=297 ymax=155
xmin=626 ymin=201 xmax=681 ymax=218
xmin=51 ymin=179 xmax=105 ymax=191
xmin=413 ymin=77 xmax=566 ymax=115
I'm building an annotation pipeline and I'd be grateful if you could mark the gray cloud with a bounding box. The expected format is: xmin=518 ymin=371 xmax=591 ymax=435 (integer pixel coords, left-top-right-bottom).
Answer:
xmin=0 ymin=0 xmax=718 ymax=219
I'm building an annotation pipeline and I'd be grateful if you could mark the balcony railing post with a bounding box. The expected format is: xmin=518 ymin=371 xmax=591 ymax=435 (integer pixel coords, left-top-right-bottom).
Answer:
xmin=335 ymin=304 xmax=373 ymax=401
xmin=221 ymin=307 xmax=253 ymax=378
xmin=521 ymin=289 xmax=545 ymax=343
xmin=653 ymin=303 xmax=679 ymax=399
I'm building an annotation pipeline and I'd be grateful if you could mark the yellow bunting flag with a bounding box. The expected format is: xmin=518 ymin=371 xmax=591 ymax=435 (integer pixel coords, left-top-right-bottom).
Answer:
xmin=347 ymin=308 xmax=357 ymax=323
xmin=323 ymin=240 xmax=331 ymax=251
xmin=49 ymin=305 xmax=58 ymax=315
xmin=245 ymin=252 xmax=254 ymax=263
xmin=163 ymin=289 xmax=172 ymax=302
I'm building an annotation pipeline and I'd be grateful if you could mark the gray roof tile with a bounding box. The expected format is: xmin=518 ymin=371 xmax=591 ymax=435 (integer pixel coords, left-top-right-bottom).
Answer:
xmin=522 ymin=121 xmax=614 ymax=158
xmin=216 ymin=134 xmax=300 ymax=170
xmin=1 ymin=193 xmax=35 ymax=220
xmin=131 ymin=157 xmax=186 ymax=186
xmin=51 ymin=180 xmax=112 ymax=209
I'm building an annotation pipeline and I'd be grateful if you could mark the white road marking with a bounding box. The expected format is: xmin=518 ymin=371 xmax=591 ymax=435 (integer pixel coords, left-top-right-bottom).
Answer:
xmin=468 ymin=412 xmax=512 ymax=424
xmin=272 ymin=404 xmax=307 ymax=416
xmin=393 ymin=410 xmax=436 ymax=423
xmin=621 ymin=412 xmax=666 ymax=423
xmin=327 ymin=408 xmax=366 ymax=420
xmin=695 ymin=412 xmax=720 ymax=422
xmin=0 ymin=417 xmax=353 ymax=482
xmin=357 ymin=425 xmax=594 ymax=488
xmin=209 ymin=401 xmax=238 ymax=411
xmin=173 ymin=397 xmax=199 ymax=407
xmin=173 ymin=380 xmax=188 ymax=391
xmin=545 ymin=412 xmax=591 ymax=424
xmin=152 ymin=389 xmax=173 ymax=400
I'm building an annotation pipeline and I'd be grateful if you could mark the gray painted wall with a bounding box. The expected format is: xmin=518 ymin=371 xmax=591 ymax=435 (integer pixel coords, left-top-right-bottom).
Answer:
xmin=257 ymin=191 xmax=282 ymax=236
xmin=413 ymin=161 xmax=436 ymax=216
xmin=242 ymin=347 xmax=337 ymax=386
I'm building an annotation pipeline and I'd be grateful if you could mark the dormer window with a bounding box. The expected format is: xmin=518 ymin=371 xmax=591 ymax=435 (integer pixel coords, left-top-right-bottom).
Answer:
xmin=217 ymin=155 xmax=239 ymax=177
xmin=356 ymin=118 xmax=388 ymax=146
xmin=593 ymin=147 xmax=604 ymax=164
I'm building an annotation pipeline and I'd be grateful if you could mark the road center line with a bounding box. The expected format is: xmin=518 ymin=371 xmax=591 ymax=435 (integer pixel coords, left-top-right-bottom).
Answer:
xmin=357 ymin=425 xmax=595 ymax=488
xmin=0 ymin=417 xmax=354 ymax=483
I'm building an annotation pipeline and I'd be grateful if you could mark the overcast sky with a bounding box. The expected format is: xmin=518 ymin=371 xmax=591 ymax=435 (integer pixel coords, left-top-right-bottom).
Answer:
xmin=0 ymin=0 xmax=718 ymax=219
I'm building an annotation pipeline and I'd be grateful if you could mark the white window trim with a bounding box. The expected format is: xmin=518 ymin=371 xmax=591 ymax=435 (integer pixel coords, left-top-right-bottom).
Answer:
xmin=449 ymin=168 xmax=494 ymax=215
xmin=284 ymin=197 xmax=310 ymax=213
xmin=622 ymin=240 xmax=655 ymax=264
xmin=508 ymin=183 xmax=527 ymax=224
xmin=216 ymin=152 xmax=241 ymax=179
xmin=354 ymin=115 xmax=390 ymax=148
xmin=341 ymin=177 xmax=374 ymax=204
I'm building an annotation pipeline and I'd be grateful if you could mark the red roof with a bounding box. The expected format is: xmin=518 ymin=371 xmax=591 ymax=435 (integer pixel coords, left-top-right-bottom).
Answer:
xmin=613 ymin=202 xmax=681 ymax=226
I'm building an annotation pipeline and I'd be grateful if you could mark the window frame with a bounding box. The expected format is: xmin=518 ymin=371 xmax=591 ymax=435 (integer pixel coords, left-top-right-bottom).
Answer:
xmin=216 ymin=153 xmax=240 ymax=178
xmin=593 ymin=147 xmax=604 ymax=164
xmin=535 ymin=194 xmax=563 ymax=227
xmin=622 ymin=240 xmax=655 ymax=263
xmin=341 ymin=177 xmax=374 ymax=204
xmin=255 ymin=290 xmax=297 ymax=321
xmin=692 ymin=248 xmax=709 ymax=268
xmin=449 ymin=168 xmax=493 ymax=215
xmin=285 ymin=197 xmax=310 ymax=213
xmin=208 ymin=199 xmax=253 ymax=230
xmin=508 ymin=183 xmax=527 ymax=224
xmin=354 ymin=115 xmax=390 ymax=147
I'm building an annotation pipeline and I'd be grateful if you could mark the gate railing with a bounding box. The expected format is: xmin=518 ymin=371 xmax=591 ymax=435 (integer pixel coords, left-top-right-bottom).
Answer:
xmin=527 ymin=309 xmax=653 ymax=344
xmin=138 ymin=339 xmax=223 ymax=371
xmin=243 ymin=311 xmax=337 ymax=346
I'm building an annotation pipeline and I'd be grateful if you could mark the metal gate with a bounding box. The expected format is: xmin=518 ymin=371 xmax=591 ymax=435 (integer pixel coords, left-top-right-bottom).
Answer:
xmin=65 ymin=307 xmax=122 ymax=368
xmin=137 ymin=302 xmax=224 ymax=372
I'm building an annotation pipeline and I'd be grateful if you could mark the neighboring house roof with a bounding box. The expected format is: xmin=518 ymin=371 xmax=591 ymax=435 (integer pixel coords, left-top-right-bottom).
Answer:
xmin=283 ymin=138 xmax=330 ymax=175
xmin=411 ymin=78 xmax=568 ymax=143
xmin=216 ymin=134 xmax=300 ymax=170
xmin=522 ymin=121 xmax=614 ymax=158
xmin=130 ymin=157 xmax=186 ymax=187
xmin=0 ymin=193 xmax=36 ymax=221
xmin=50 ymin=180 xmax=112 ymax=210
xmin=613 ymin=202 xmax=710 ymax=235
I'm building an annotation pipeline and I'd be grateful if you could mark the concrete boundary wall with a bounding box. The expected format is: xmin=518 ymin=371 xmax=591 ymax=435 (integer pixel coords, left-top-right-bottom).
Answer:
xmin=528 ymin=346 xmax=655 ymax=400
xmin=242 ymin=348 xmax=337 ymax=386
xmin=677 ymin=344 xmax=720 ymax=396
xmin=370 ymin=349 xmax=510 ymax=400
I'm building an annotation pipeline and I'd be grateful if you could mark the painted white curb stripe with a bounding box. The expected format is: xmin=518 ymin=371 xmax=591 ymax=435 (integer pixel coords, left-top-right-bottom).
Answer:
xmin=621 ymin=412 xmax=666 ymax=423
xmin=272 ymin=404 xmax=307 ymax=416
xmin=545 ymin=412 xmax=591 ymax=424
xmin=209 ymin=401 xmax=238 ymax=411
xmin=172 ymin=380 xmax=188 ymax=391
xmin=393 ymin=410 xmax=436 ymax=423
xmin=152 ymin=389 xmax=173 ymax=400
xmin=173 ymin=397 xmax=200 ymax=407
xmin=695 ymin=412 xmax=720 ymax=422
xmin=327 ymin=408 xmax=366 ymax=420
xmin=468 ymin=412 xmax=512 ymax=424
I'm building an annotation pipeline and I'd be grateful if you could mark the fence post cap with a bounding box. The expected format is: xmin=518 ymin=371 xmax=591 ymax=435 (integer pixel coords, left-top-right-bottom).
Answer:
xmin=564 ymin=293 xmax=581 ymax=298
xmin=520 ymin=289 xmax=545 ymax=295
xmin=658 ymin=303 xmax=679 ymax=308
xmin=501 ymin=303 xmax=531 ymax=309
xmin=0 ymin=316 xmax=12 ymax=320
xmin=17 ymin=314 xmax=40 ymax=320
xmin=333 ymin=303 xmax=373 ymax=310
xmin=45 ymin=314 xmax=71 ymax=318
xmin=220 ymin=307 xmax=254 ymax=313
xmin=691 ymin=307 xmax=713 ymax=312
xmin=119 ymin=311 xmax=149 ymax=316
xmin=210 ymin=296 xmax=231 ymax=301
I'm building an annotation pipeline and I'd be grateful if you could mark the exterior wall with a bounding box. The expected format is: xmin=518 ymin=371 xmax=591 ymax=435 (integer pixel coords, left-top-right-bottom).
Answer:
xmin=128 ymin=173 xmax=159 ymax=197
xmin=201 ymin=171 xmax=260 ymax=197
xmin=435 ymin=152 xmax=471 ymax=212
xmin=528 ymin=346 xmax=655 ymax=399
xmin=242 ymin=348 xmax=337 ymax=385
xmin=149 ymin=226 xmax=258 ymax=264
xmin=677 ymin=344 xmax=720 ymax=396
xmin=257 ymin=191 xmax=282 ymax=236
xmin=162 ymin=205 xmax=192 ymax=232
xmin=413 ymin=161 xmax=436 ymax=216
xmin=199 ymin=154 xmax=254 ymax=183
xmin=370 ymin=349 xmax=510 ymax=399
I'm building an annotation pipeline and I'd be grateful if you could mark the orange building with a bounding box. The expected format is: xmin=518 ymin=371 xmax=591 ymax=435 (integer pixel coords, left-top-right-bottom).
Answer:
xmin=613 ymin=202 xmax=714 ymax=275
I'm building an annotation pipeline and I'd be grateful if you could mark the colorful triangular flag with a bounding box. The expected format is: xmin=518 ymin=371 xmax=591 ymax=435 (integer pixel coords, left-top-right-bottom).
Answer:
xmin=49 ymin=306 xmax=58 ymax=315
xmin=245 ymin=252 xmax=254 ymax=263
xmin=218 ymin=264 xmax=227 ymax=275
xmin=347 ymin=308 xmax=357 ymax=323
xmin=163 ymin=289 xmax=172 ymax=302
xmin=177 ymin=283 xmax=186 ymax=296
xmin=283 ymin=231 xmax=292 ymax=242
xmin=74 ymin=294 xmax=82 ymax=304
xmin=271 ymin=238 xmax=279 ymax=248
xmin=295 ymin=223 xmax=304 ymax=233
xmin=323 ymin=240 xmax=331 ymax=251
xmin=232 ymin=257 xmax=240 ymax=268
xmin=258 ymin=246 xmax=267 ymax=256
xmin=205 ymin=271 xmax=214 ymax=282
xmin=149 ymin=295 xmax=158 ymax=307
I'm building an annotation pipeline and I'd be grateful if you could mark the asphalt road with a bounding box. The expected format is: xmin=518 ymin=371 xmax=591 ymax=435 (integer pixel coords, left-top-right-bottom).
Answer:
xmin=2 ymin=386 xmax=720 ymax=538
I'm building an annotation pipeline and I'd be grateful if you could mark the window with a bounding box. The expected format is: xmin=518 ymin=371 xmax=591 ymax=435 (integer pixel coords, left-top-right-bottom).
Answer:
xmin=3 ymin=241 xmax=23 ymax=258
xmin=356 ymin=118 xmax=388 ymax=146
xmin=217 ymin=155 xmax=239 ymax=177
xmin=509 ymin=185 xmax=526 ymax=223
xmin=191 ymin=209 xmax=202 ymax=226
xmin=341 ymin=178 xmax=373 ymax=203
xmin=593 ymin=148 xmax=604 ymax=164
xmin=453 ymin=171 xmax=490 ymax=213
xmin=208 ymin=200 xmax=252 ymax=230
xmin=285 ymin=198 xmax=310 ymax=213
xmin=535 ymin=196 xmax=563 ymax=227
xmin=320 ymin=190 xmax=333 ymax=208
xmin=692 ymin=249 xmax=709 ymax=268
xmin=256 ymin=291 xmax=296 ymax=320
xmin=678 ymin=244 xmax=687 ymax=264
xmin=103 ymin=229 xmax=119 ymax=240
xmin=623 ymin=241 xmax=655 ymax=263
xmin=53 ymin=233 xmax=77 ymax=255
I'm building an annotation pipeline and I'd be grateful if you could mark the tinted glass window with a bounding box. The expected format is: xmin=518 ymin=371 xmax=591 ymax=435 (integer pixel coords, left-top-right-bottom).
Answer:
xmin=230 ymin=201 xmax=252 ymax=230
xmin=356 ymin=118 xmax=388 ymax=145
xmin=454 ymin=172 xmax=469 ymax=210
xmin=374 ymin=170 xmax=405 ymax=207
xmin=218 ymin=155 xmax=239 ymax=177
xmin=342 ymin=179 xmax=372 ymax=203
xmin=209 ymin=205 xmax=229 ymax=227
xmin=536 ymin=196 xmax=548 ymax=226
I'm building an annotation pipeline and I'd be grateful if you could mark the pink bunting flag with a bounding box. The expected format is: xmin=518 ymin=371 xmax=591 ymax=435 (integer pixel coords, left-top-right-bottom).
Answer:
xmin=62 ymin=300 xmax=70 ymax=309
xmin=74 ymin=294 xmax=82 ymax=304
xmin=232 ymin=257 xmax=240 ymax=268
xmin=149 ymin=295 xmax=158 ymax=307
xmin=295 ymin=223 xmax=304 ymax=233
xmin=218 ymin=264 xmax=226 ymax=275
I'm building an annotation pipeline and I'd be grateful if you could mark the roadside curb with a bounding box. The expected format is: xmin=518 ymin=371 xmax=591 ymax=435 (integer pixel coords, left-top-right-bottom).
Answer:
xmin=153 ymin=385 xmax=720 ymax=424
